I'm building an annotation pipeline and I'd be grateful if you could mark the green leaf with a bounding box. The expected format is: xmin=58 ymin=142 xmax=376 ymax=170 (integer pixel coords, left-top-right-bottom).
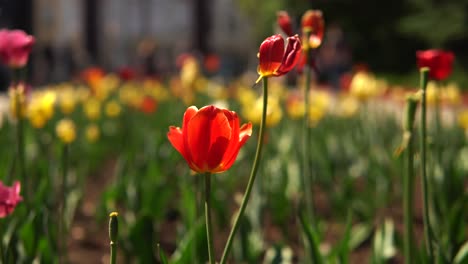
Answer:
xmin=298 ymin=208 xmax=324 ymax=264
xmin=372 ymin=219 xmax=396 ymax=262
xmin=454 ymin=241 xmax=468 ymax=264
xmin=18 ymin=212 xmax=36 ymax=257
xmin=157 ymin=243 xmax=170 ymax=264
xmin=171 ymin=218 xmax=205 ymax=264
xmin=349 ymin=223 xmax=373 ymax=251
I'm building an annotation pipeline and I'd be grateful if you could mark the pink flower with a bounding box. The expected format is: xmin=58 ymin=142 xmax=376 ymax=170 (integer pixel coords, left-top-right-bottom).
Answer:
xmin=0 ymin=29 xmax=35 ymax=68
xmin=0 ymin=181 xmax=22 ymax=218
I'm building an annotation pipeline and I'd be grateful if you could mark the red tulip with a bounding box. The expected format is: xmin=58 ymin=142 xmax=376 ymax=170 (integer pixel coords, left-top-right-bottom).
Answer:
xmin=416 ymin=49 xmax=454 ymax=81
xmin=301 ymin=10 xmax=324 ymax=49
xmin=257 ymin=34 xmax=302 ymax=80
xmin=140 ymin=96 xmax=157 ymax=114
xmin=0 ymin=181 xmax=22 ymax=218
xmin=168 ymin=105 xmax=252 ymax=174
xmin=277 ymin=11 xmax=294 ymax=36
xmin=0 ymin=29 xmax=35 ymax=68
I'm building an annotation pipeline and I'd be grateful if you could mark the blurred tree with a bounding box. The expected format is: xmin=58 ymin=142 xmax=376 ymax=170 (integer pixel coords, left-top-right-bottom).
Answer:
xmin=235 ymin=0 xmax=468 ymax=74
xmin=398 ymin=0 xmax=467 ymax=48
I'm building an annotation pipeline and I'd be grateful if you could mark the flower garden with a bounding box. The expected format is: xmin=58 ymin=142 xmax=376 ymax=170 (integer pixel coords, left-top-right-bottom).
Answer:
xmin=0 ymin=8 xmax=467 ymax=264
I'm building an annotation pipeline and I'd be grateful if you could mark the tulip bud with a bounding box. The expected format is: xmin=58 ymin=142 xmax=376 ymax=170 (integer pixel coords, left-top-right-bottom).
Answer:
xmin=277 ymin=11 xmax=293 ymax=36
xmin=109 ymin=212 xmax=118 ymax=242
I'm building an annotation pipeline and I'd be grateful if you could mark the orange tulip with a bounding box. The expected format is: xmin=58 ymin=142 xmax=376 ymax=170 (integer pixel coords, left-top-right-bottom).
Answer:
xmin=168 ymin=105 xmax=252 ymax=174
xmin=301 ymin=10 xmax=324 ymax=49
xmin=257 ymin=34 xmax=302 ymax=81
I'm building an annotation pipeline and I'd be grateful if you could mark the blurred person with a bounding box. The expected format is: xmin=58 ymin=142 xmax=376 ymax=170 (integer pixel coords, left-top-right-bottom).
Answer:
xmin=316 ymin=23 xmax=352 ymax=91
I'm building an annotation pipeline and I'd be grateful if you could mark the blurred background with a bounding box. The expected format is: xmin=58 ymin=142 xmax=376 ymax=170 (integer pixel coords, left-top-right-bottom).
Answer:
xmin=1 ymin=0 xmax=468 ymax=87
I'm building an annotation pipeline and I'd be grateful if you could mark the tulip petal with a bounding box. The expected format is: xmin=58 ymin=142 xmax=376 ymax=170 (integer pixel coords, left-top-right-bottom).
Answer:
xmin=181 ymin=106 xmax=198 ymax=166
xmin=216 ymin=110 xmax=240 ymax=171
xmin=275 ymin=35 xmax=302 ymax=76
xmin=221 ymin=122 xmax=252 ymax=171
xmin=167 ymin=126 xmax=185 ymax=157
xmin=187 ymin=106 xmax=231 ymax=172
xmin=258 ymin=35 xmax=284 ymax=77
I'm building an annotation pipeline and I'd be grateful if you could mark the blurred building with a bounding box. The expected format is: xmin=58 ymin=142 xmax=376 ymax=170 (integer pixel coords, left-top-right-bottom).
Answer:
xmin=1 ymin=0 xmax=254 ymax=84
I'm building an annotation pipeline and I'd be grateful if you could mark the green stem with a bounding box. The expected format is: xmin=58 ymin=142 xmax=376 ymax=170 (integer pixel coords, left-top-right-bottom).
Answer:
xmin=419 ymin=68 xmax=434 ymax=262
xmin=60 ymin=144 xmax=69 ymax=262
xmin=110 ymin=241 xmax=117 ymax=264
xmin=302 ymin=40 xmax=315 ymax=226
xmin=204 ymin=172 xmax=215 ymax=264
xmin=15 ymin=90 xmax=26 ymax=191
xmin=403 ymin=131 xmax=414 ymax=263
xmin=219 ymin=77 xmax=269 ymax=264
xmin=109 ymin=212 xmax=119 ymax=264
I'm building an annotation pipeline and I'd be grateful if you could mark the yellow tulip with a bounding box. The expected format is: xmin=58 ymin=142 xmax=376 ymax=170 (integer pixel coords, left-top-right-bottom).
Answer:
xmin=285 ymin=90 xmax=305 ymax=119
xmin=83 ymin=98 xmax=101 ymax=120
xmin=458 ymin=110 xmax=468 ymax=131
xmin=56 ymin=119 xmax=76 ymax=144
xmin=59 ymin=87 xmax=77 ymax=115
xmin=336 ymin=95 xmax=359 ymax=118
xmin=442 ymin=82 xmax=461 ymax=106
xmin=9 ymin=85 xmax=27 ymax=119
xmin=85 ymin=124 xmax=100 ymax=142
xmin=105 ymin=100 xmax=121 ymax=118
xmin=243 ymin=95 xmax=283 ymax=127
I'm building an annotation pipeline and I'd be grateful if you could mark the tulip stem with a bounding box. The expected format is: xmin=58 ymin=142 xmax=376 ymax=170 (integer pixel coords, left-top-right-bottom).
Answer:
xmin=403 ymin=96 xmax=418 ymax=264
xmin=109 ymin=212 xmax=119 ymax=264
xmin=419 ymin=68 xmax=434 ymax=262
xmin=204 ymin=172 xmax=215 ymax=264
xmin=220 ymin=77 xmax=269 ymax=264
xmin=302 ymin=39 xmax=315 ymax=227
xmin=59 ymin=144 xmax=69 ymax=263
xmin=14 ymin=86 xmax=26 ymax=196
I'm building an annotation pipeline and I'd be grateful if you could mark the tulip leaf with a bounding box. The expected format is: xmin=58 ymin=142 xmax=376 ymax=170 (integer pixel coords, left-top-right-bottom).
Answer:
xmin=298 ymin=208 xmax=324 ymax=264
xmin=171 ymin=218 xmax=204 ymax=264
xmin=157 ymin=243 xmax=170 ymax=264
xmin=454 ymin=241 xmax=468 ymax=264
xmin=372 ymin=219 xmax=396 ymax=263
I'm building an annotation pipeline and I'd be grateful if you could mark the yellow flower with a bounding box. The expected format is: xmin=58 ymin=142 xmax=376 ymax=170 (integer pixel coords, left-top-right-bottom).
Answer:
xmin=243 ymin=95 xmax=283 ymax=127
xmin=309 ymin=105 xmax=325 ymax=125
xmin=442 ymin=82 xmax=461 ymax=106
xmin=9 ymin=85 xmax=27 ymax=119
xmin=426 ymin=81 xmax=440 ymax=106
xmin=75 ymin=85 xmax=91 ymax=102
xmin=349 ymin=72 xmax=383 ymax=101
xmin=236 ymin=86 xmax=257 ymax=107
xmin=105 ymin=100 xmax=121 ymax=118
xmin=27 ymin=90 xmax=56 ymax=129
xmin=307 ymin=89 xmax=332 ymax=125
xmin=458 ymin=110 xmax=468 ymax=131
xmin=285 ymin=90 xmax=305 ymax=119
xmin=119 ymin=82 xmax=143 ymax=107
xmin=204 ymin=82 xmax=228 ymax=100
xmin=336 ymin=95 xmax=359 ymax=118
xmin=85 ymin=124 xmax=100 ymax=142
xmin=59 ymin=86 xmax=77 ymax=114
xmin=180 ymin=57 xmax=200 ymax=89
xmin=56 ymin=119 xmax=76 ymax=144
xmin=143 ymin=79 xmax=169 ymax=101
xmin=83 ymin=98 xmax=101 ymax=120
